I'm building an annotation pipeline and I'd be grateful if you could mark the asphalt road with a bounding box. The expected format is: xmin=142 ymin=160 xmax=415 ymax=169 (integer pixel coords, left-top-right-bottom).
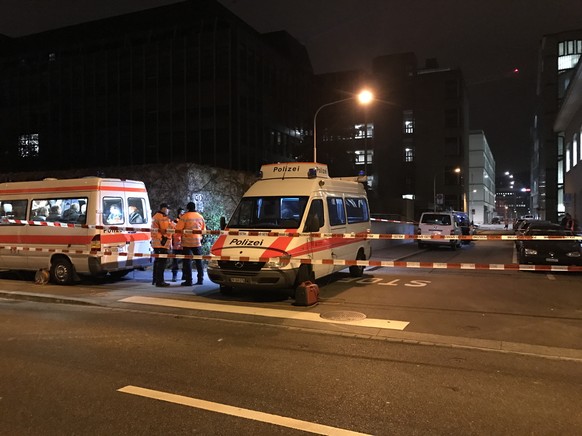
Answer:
xmin=1 ymin=299 xmax=581 ymax=435
xmin=1 ymin=238 xmax=580 ymax=359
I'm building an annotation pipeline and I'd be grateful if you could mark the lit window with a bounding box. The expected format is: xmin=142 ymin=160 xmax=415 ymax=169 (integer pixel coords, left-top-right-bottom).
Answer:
xmin=354 ymin=150 xmax=373 ymax=165
xmin=557 ymin=40 xmax=582 ymax=71
xmin=354 ymin=123 xmax=374 ymax=139
xmin=402 ymin=194 xmax=415 ymax=200
xmin=404 ymin=147 xmax=414 ymax=162
xmin=18 ymin=133 xmax=39 ymax=158
xmin=574 ymin=134 xmax=578 ymax=166
xmin=403 ymin=110 xmax=414 ymax=134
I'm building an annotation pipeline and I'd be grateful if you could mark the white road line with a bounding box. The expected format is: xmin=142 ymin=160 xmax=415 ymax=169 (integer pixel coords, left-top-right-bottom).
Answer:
xmin=118 ymin=385 xmax=371 ymax=436
xmin=119 ymin=296 xmax=409 ymax=330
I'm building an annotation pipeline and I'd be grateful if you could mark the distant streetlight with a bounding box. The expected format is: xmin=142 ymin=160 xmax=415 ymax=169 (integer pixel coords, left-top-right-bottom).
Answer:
xmin=313 ymin=89 xmax=374 ymax=163
xmin=433 ymin=167 xmax=463 ymax=212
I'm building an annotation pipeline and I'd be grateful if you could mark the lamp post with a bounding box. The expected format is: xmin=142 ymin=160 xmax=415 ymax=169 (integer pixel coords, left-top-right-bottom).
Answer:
xmin=313 ymin=90 xmax=374 ymax=163
xmin=433 ymin=167 xmax=462 ymax=212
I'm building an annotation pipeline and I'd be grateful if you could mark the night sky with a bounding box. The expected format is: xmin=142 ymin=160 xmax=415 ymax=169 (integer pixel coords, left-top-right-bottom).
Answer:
xmin=2 ymin=0 xmax=582 ymax=179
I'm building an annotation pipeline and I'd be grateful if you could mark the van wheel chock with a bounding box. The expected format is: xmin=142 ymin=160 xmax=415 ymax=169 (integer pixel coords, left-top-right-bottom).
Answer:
xmin=34 ymin=269 xmax=50 ymax=285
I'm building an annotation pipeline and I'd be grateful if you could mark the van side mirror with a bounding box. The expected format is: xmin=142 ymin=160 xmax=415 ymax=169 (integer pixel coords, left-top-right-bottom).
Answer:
xmin=220 ymin=216 xmax=227 ymax=230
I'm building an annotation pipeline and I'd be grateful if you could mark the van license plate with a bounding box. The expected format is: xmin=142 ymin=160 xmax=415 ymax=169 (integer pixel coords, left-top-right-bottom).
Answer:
xmin=230 ymin=277 xmax=247 ymax=283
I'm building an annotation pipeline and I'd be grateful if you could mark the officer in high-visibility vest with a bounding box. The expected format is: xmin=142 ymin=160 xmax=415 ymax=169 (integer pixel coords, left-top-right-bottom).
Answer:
xmin=175 ymin=201 xmax=206 ymax=286
xmin=151 ymin=202 xmax=173 ymax=287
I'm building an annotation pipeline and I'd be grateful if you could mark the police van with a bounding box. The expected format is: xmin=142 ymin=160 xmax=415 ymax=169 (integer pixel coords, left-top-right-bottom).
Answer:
xmin=0 ymin=177 xmax=152 ymax=284
xmin=207 ymin=162 xmax=372 ymax=295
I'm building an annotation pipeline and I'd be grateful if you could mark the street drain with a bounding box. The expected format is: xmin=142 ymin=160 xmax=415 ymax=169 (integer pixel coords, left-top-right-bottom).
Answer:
xmin=320 ymin=310 xmax=367 ymax=322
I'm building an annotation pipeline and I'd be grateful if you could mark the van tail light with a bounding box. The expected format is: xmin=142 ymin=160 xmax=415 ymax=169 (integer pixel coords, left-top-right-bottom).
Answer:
xmin=91 ymin=234 xmax=101 ymax=251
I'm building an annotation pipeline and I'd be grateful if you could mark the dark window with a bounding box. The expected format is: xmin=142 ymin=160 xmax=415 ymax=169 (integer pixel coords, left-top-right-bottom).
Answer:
xmin=327 ymin=197 xmax=346 ymax=226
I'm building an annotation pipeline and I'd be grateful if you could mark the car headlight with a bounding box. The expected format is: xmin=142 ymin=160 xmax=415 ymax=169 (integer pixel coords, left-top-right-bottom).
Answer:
xmin=566 ymin=252 xmax=581 ymax=258
xmin=524 ymin=248 xmax=538 ymax=256
xmin=266 ymin=255 xmax=291 ymax=268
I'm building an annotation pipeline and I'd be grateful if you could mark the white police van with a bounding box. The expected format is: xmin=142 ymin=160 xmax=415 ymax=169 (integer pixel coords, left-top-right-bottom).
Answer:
xmin=208 ymin=162 xmax=371 ymax=295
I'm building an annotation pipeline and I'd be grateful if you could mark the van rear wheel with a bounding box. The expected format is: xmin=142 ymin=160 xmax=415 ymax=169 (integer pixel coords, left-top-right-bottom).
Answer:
xmin=50 ymin=257 xmax=74 ymax=285
xmin=349 ymin=250 xmax=366 ymax=277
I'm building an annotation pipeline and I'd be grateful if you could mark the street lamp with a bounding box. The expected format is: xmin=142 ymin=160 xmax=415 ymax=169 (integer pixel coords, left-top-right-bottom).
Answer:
xmin=433 ymin=167 xmax=462 ymax=212
xmin=313 ymin=89 xmax=374 ymax=163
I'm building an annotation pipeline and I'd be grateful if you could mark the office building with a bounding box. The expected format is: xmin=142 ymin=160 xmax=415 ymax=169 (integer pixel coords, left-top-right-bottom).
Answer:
xmin=0 ymin=0 xmax=314 ymax=173
xmin=531 ymin=29 xmax=582 ymax=221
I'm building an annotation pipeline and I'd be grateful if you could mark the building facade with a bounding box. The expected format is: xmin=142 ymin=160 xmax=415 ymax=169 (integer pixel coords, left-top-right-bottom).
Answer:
xmin=531 ymin=29 xmax=582 ymax=222
xmin=0 ymin=0 xmax=314 ymax=173
xmin=315 ymin=55 xmax=470 ymax=221
xmin=468 ymin=131 xmax=496 ymax=225
xmin=554 ymin=54 xmax=582 ymax=229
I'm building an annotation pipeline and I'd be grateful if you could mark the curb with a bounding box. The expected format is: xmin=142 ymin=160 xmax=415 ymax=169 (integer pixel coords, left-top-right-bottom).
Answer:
xmin=0 ymin=290 xmax=101 ymax=307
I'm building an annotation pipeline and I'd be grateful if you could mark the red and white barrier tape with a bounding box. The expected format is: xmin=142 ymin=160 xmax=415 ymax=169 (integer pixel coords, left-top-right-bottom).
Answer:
xmin=4 ymin=219 xmax=581 ymax=240
xmin=1 ymin=245 xmax=581 ymax=272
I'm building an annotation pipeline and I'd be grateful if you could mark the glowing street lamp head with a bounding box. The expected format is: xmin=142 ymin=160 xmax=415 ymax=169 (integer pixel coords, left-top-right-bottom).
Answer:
xmin=357 ymin=90 xmax=374 ymax=105
xmin=454 ymin=167 xmax=461 ymax=173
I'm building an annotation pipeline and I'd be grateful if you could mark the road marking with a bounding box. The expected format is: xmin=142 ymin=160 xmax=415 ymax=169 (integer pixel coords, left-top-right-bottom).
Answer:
xmin=547 ymin=274 xmax=556 ymax=280
xmin=118 ymin=385 xmax=371 ymax=435
xmin=119 ymin=296 xmax=409 ymax=330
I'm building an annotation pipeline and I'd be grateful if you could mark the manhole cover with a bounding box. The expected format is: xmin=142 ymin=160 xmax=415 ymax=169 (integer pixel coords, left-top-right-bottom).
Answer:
xmin=320 ymin=310 xmax=367 ymax=321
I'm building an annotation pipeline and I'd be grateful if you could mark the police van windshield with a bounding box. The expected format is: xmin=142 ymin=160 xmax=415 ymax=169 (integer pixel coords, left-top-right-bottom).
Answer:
xmin=228 ymin=196 xmax=309 ymax=229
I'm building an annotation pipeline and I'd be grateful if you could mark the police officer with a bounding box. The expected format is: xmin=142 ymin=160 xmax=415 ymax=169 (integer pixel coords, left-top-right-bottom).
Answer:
xmin=151 ymin=202 xmax=173 ymax=287
xmin=175 ymin=201 xmax=206 ymax=286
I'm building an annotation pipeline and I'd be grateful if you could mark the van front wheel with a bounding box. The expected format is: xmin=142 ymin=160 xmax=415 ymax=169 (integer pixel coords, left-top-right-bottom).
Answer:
xmin=349 ymin=250 xmax=366 ymax=277
xmin=50 ymin=257 xmax=74 ymax=285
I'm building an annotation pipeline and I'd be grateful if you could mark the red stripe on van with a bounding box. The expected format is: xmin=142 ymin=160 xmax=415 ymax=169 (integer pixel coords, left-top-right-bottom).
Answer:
xmin=0 ymin=184 xmax=146 ymax=195
xmin=0 ymin=234 xmax=94 ymax=244
xmin=101 ymin=233 xmax=150 ymax=243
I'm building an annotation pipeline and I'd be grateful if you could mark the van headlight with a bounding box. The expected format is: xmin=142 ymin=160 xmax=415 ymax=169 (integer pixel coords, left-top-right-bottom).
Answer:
xmin=208 ymin=259 xmax=219 ymax=268
xmin=266 ymin=255 xmax=291 ymax=268
xmin=524 ymin=248 xmax=538 ymax=256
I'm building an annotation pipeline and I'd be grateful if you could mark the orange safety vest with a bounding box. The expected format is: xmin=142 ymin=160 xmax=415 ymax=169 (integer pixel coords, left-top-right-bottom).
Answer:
xmin=151 ymin=211 xmax=173 ymax=249
xmin=175 ymin=211 xmax=205 ymax=247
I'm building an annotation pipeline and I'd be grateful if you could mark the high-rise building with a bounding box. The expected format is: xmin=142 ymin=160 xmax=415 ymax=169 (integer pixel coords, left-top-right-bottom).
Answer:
xmin=316 ymin=54 xmax=470 ymax=220
xmin=531 ymin=29 xmax=582 ymax=222
xmin=469 ymin=131 xmax=496 ymax=225
xmin=554 ymin=52 xmax=582 ymax=227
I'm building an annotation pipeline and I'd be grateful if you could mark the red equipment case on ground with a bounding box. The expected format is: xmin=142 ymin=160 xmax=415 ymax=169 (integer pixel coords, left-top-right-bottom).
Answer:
xmin=294 ymin=280 xmax=319 ymax=306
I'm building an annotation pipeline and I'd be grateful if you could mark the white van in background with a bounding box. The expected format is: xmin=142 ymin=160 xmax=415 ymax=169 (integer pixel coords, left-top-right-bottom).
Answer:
xmin=208 ymin=162 xmax=372 ymax=295
xmin=417 ymin=211 xmax=462 ymax=250
xmin=0 ymin=177 xmax=152 ymax=284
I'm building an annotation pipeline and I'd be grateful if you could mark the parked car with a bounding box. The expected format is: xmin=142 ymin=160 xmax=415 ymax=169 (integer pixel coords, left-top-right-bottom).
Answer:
xmin=517 ymin=222 xmax=582 ymax=266
xmin=515 ymin=219 xmax=550 ymax=249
